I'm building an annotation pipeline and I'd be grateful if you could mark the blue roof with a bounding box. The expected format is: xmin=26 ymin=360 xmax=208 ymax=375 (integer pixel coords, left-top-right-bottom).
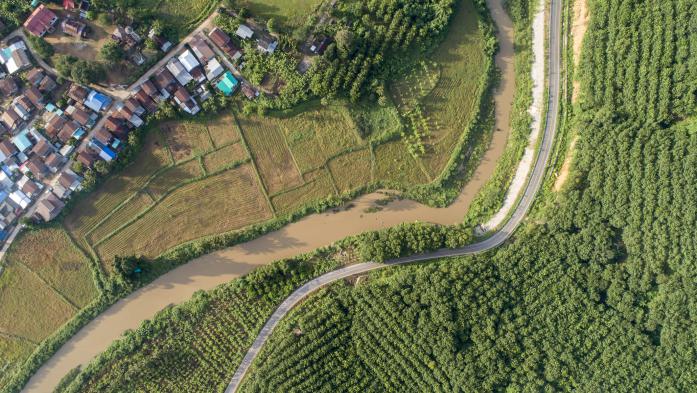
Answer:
xmin=91 ymin=140 xmax=117 ymax=159
xmin=216 ymin=71 xmax=238 ymax=96
xmin=85 ymin=90 xmax=112 ymax=112
xmin=12 ymin=131 xmax=32 ymax=152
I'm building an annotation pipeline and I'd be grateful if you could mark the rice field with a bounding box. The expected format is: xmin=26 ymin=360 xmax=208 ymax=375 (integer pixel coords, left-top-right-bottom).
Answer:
xmin=96 ymin=164 xmax=273 ymax=261
xmin=5 ymin=228 xmax=98 ymax=308
xmin=203 ymin=143 xmax=248 ymax=173
xmin=206 ymin=113 xmax=240 ymax=147
xmin=85 ymin=192 xmax=155 ymax=247
xmin=271 ymin=168 xmax=336 ymax=214
xmin=145 ymin=159 xmax=203 ymax=200
xmin=0 ymin=336 xmax=36 ymax=389
xmin=373 ymin=141 xmax=430 ymax=185
xmin=161 ymin=121 xmax=214 ymax=163
xmin=328 ymin=149 xmax=373 ymax=193
xmin=237 ymin=113 xmax=303 ymax=194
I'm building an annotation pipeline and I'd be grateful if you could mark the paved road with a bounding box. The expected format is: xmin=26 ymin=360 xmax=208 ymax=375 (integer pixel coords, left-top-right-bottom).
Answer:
xmin=224 ymin=0 xmax=562 ymax=390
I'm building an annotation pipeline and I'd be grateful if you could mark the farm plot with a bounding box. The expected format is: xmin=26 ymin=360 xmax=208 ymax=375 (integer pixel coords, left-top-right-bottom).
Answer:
xmin=391 ymin=61 xmax=441 ymax=109
xmin=96 ymin=164 xmax=272 ymax=262
xmin=206 ymin=113 xmax=240 ymax=147
xmin=0 ymin=336 xmax=36 ymax=389
xmin=203 ymin=143 xmax=248 ymax=173
xmin=136 ymin=0 xmax=218 ymax=38
xmin=5 ymin=228 xmax=97 ymax=308
xmin=0 ymin=265 xmax=75 ymax=342
xmin=271 ymin=169 xmax=336 ymax=215
xmin=349 ymin=102 xmax=403 ymax=142
xmin=328 ymin=149 xmax=373 ymax=193
xmin=373 ymin=141 xmax=429 ymax=185
xmin=146 ymin=159 xmax=203 ymax=200
xmin=282 ymin=104 xmax=363 ymax=173
xmin=235 ymin=0 xmax=324 ymax=30
xmin=162 ymin=121 xmax=214 ymax=163
xmin=86 ymin=192 xmax=155 ymax=247
xmin=237 ymin=113 xmax=303 ymax=194
xmin=64 ymin=131 xmax=171 ymax=244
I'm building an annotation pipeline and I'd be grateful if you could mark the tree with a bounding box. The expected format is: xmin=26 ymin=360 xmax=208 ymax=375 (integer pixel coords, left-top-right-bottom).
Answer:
xmin=267 ymin=18 xmax=277 ymax=34
xmin=71 ymin=60 xmax=105 ymax=84
xmin=28 ymin=35 xmax=54 ymax=58
xmin=100 ymin=41 xmax=125 ymax=62
xmin=114 ymin=255 xmax=148 ymax=283
xmin=238 ymin=7 xmax=250 ymax=18
xmin=94 ymin=160 xmax=109 ymax=175
xmin=335 ymin=29 xmax=354 ymax=57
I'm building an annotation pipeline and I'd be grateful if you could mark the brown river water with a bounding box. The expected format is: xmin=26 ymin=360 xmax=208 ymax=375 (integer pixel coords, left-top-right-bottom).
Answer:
xmin=22 ymin=0 xmax=515 ymax=390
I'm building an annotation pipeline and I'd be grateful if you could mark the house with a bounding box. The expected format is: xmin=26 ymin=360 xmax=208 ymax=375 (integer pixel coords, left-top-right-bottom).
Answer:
xmin=134 ymin=88 xmax=158 ymax=113
xmin=178 ymin=50 xmax=200 ymax=73
xmin=0 ymin=77 xmax=18 ymax=97
xmin=92 ymin=127 xmax=112 ymax=145
xmin=84 ymin=90 xmax=112 ymax=112
xmin=24 ymin=87 xmax=45 ymax=109
xmin=45 ymin=152 xmax=64 ymax=172
xmin=57 ymin=170 xmax=80 ymax=190
xmin=257 ymin=36 xmax=278 ymax=54
xmin=57 ymin=120 xmax=81 ymax=143
xmin=241 ymin=83 xmax=258 ymax=100
xmin=173 ymin=86 xmax=200 ymax=115
xmin=124 ymin=96 xmax=146 ymax=116
xmin=62 ymin=18 xmax=87 ymax=38
xmin=2 ymin=108 xmax=22 ymax=131
xmin=63 ymin=0 xmax=77 ymax=10
xmin=18 ymin=176 xmax=41 ymax=198
xmin=104 ymin=116 xmax=128 ymax=138
xmin=9 ymin=190 xmax=31 ymax=209
xmin=205 ymin=58 xmax=224 ymax=81
xmin=12 ymin=129 xmax=34 ymax=153
xmin=112 ymin=26 xmax=141 ymax=50
xmin=216 ymin=71 xmax=239 ymax=96
xmin=0 ymin=140 xmax=18 ymax=161
xmin=166 ymin=58 xmax=193 ymax=86
xmin=68 ymin=83 xmax=89 ymax=103
xmin=140 ymin=80 xmax=162 ymax=102
xmin=89 ymin=139 xmax=117 ymax=161
xmin=190 ymin=67 xmax=206 ymax=84
xmin=23 ymin=5 xmax=58 ymax=37
xmin=190 ymin=36 xmax=215 ymax=64
xmin=32 ymin=138 xmax=53 ymax=159
xmin=36 ymin=192 xmax=65 ymax=222
xmin=25 ymin=156 xmax=49 ymax=178
xmin=38 ymin=74 xmax=57 ymax=93
xmin=0 ymin=45 xmax=32 ymax=75
xmin=65 ymin=105 xmax=91 ymax=127
xmin=153 ymin=68 xmax=177 ymax=96
xmin=209 ymin=28 xmax=239 ymax=59
xmin=76 ymin=148 xmax=97 ymax=168
xmin=26 ymin=68 xmax=44 ymax=86
xmin=45 ymin=114 xmax=67 ymax=138
xmin=116 ymin=104 xmax=143 ymax=128
xmin=236 ymin=24 xmax=254 ymax=40
xmin=12 ymin=96 xmax=34 ymax=120
xmin=310 ymin=36 xmax=331 ymax=54
xmin=148 ymin=29 xmax=172 ymax=52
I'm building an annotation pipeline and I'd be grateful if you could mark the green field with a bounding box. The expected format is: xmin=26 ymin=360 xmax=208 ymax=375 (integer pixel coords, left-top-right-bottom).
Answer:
xmin=236 ymin=0 xmax=324 ymax=30
xmin=138 ymin=0 xmax=219 ymax=38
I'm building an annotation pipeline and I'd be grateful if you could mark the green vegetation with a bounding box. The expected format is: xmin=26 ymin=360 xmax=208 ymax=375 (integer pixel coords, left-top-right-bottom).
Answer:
xmin=235 ymin=0 xmax=324 ymax=31
xmin=0 ymin=0 xmax=31 ymax=34
xmin=58 ymin=253 xmax=342 ymax=393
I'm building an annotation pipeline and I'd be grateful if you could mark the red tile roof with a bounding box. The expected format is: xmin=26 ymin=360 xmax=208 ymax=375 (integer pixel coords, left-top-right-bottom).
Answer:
xmin=23 ymin=5 xmax=58 ymax=37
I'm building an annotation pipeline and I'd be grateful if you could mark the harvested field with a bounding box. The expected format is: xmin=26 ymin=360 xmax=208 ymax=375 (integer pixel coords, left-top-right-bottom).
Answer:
xmin=162 ymin=121 xmax=214 ymax=163
xmin=203 ymin=143 xmax=248 ymax=173
xmin=282 ymin=105 xmax=363 ymax=173
xmin=373 ymin=141 xmax=429 ymax=185
xmin=86 ymin=192 xmax=154 ymax=247
xmin=328 ymin=149 xmax=373 ymax=193
xmin=237 ymin=113 xmax=302 ymax=194
xmin=146 ymin=159 xmax=203 ymax=200
xmin=0 ymin=265 xmax=75 ymax=342
xmin=0 ymin=336 xmax=36 ymax=388
xmin=5 ymin=228 xmax=97 ymax=308
xmin=64 ymin=131 xmax=171 ymax=243
xmin=206 ymin=113 xmax=240 ymax=147
xmin=96 ymin=164 xmax=272 ymax=261
xmin=271 ymin=169 xmax=336 ymax=214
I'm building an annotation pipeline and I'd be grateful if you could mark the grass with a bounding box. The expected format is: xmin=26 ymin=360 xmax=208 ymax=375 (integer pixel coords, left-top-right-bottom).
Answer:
xmin=96 ymin=164 xmax=273 ymax=261
xmin=203 ymin=142 xmax=248 ymax=173
xmin=348 ymin=101 xmax=403 ymax=142
xmin=146 ymin=159 xmax=203 ymax=199
xmin=237 ymin=112 xmax=303 ymax=194
xmin=5 ymin=228 xmax=98 ymax=308
xmin=281 ymin=104 xmax=364 ymax=173
xmin=0 ymin=336 xmax=36 ymax=388
xmin=137 ymin=0 xmax=219 ymax=38
xmin=206 ymin=113 xmax=240 ymax=147
xmin=0 ymin=265 xmax=75 ymax=342
xmin=271 ymin=168 xmax=336 ymax=214
xmin=161 ymin=121 xmax=214 ymax=163
xmin=373 ymin=141 xmax=429 ymax=184
xmin=328 ymin=148 xmax=373 ymax=193
xmin=236 ymin=0 xmax=324 ymax=31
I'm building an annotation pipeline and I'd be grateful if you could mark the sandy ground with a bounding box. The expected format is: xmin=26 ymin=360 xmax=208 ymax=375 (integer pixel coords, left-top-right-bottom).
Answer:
xmin=553 ymin=136 xmax=577 ymax=191
xmin=480 ymin=0 xmax=545 ymax=232
xmin=571 ymin=0 xmax=589 ymax=102
xmin=21 ymin=1 xmax=519 ymax=391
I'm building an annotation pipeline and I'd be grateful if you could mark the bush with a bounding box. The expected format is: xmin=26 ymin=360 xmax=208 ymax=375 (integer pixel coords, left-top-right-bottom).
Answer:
xmin=27 ymin=35 xmax=54 ymax=58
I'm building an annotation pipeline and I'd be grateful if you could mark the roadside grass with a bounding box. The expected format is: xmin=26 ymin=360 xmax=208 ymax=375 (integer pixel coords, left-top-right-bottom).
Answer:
xmin=0 ymin=336 xmax=36 ymax=389
xmin=282 ymin=104 xmax=364 ymax=173
xmin=85 ymin=192 xmax=155 ymax=246
xmin=271 ymin=168 xmax=336 ymax=214
xmin=161 ymin=121 xmax=214 ymax=163
xmin=145 ymin=159 xmax=203 ymax=200
xmin=236 ymin=112 xmax=303 ymax=194
xmin=95 ymin=164 xmax=273 ymax=261
xmin=5 ymin=228 xmax=98 ymax=308
xmin=328 ymin=148 xmax=373 ymax=193
xmin=0 ymin=265 xmax=75 ymax=342
xmin=203 ymin=142 xmax=248 ymax=173
xmin=373 ymin=141 xmax=429 ymax=185
xmin=206 ymin=113 xmax=241 ymax=147
xmin=236 ymin=0 xmax=324 ymax=30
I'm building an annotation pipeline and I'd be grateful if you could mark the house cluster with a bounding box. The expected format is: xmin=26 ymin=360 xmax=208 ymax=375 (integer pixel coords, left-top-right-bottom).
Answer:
xmin=234 ymin=24 xmax=278 ymax=55
xmin=24 ymin=3 xmax=89 ymax=39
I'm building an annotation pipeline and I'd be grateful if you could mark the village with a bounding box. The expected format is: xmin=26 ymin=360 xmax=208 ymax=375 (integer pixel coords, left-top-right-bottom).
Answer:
xmin=0 ymin=0 xmax=333 ymax=250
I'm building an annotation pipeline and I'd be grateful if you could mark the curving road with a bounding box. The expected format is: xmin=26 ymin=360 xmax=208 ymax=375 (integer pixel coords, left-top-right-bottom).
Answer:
xmin=224 ymin=0 xmax=562 ymax=390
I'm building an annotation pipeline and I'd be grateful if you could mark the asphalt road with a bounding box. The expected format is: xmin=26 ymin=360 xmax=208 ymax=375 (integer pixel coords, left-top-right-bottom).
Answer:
xmin=224 ymin=0 xmax=562 ymax=390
